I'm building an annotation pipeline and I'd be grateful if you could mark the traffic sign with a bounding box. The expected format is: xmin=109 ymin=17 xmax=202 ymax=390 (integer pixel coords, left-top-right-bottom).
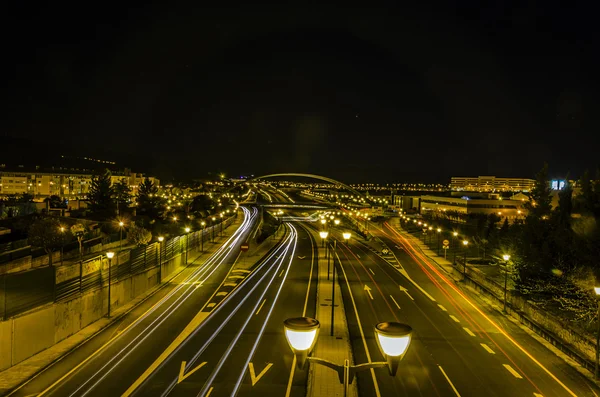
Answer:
xmin=241 ymin=242 xmax=250 ymax=252
xmin=382 ymin=248 xmax=389 ymax=255
xmin=442 ymin=246 xmax=449 ymax=249
xmin=442 ymin=239 xmax=450 ymax=246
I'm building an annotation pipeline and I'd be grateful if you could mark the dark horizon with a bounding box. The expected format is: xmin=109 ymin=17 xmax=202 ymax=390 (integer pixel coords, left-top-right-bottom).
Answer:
xmin=5 ymin=3 xmax=600 ymax=184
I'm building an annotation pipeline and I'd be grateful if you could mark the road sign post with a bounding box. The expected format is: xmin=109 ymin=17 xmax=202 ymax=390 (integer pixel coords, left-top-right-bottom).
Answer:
xmin=442 ymin=240 xmax=449 ymax=260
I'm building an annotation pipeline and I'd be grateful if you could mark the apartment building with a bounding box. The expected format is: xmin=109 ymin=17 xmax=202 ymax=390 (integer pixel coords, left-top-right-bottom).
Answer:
xmin=450 ymin=176 xmax=535 ymax=192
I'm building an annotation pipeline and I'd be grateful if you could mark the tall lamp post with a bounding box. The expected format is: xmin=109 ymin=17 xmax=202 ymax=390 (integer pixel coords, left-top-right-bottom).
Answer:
xmin=211 ymin=217 xmax=216 ymax=242
xmin=436 ymin=228 xmax=441 ymax=255
xmin=502 ymin=254 xmax=511 ymax=313
xmin=343 ymin=232 xmax=351 ymax=246
xmin=106 ymin=252 xmax=115 ymax=317
xmin=200 ymin=221 xmax=206 ymax=252
xmin=462 ymin=240 xmax=469 ymax=276
xmin=595 ymin=286 xmax=600 ymax=379
xmin=319 ymin=230 xmax=328 ymax=249
xmin=452 ymin=232 xmax=458 ymax=264
xmin=118 ymin=221 xmax=125 ymax=265
xmin=283 ymin=317 xmax=412 ymax=397
xmin=158 ymin=236 xmax=164 ymax=283
xmin=428 ymin=226 xmax=433 ymax=244
xmin=219 ymin=213 xmax=224 ymax=236
xmin=60 ymin=227 xmax=66 ymax=265
xmin=184 ymin=227 xmax=191 ymax=264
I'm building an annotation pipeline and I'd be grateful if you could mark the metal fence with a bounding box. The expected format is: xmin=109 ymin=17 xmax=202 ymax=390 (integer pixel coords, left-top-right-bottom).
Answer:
xmin=0 ymin=214 xmax=236 ymax=320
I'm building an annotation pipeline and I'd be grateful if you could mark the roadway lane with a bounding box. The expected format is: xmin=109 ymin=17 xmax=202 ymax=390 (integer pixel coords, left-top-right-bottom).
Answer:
xmin=9 ymin=207 xmax=260 ymax=397
xmin=127 ymin=223 xmax=317 ymax=397
xmin=364 ymin=221 xmax=597 ymax=397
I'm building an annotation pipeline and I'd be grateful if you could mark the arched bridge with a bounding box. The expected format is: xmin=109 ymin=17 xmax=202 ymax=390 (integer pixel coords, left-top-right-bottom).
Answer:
xmin=252 ymin=173 xmax=367 ymax=200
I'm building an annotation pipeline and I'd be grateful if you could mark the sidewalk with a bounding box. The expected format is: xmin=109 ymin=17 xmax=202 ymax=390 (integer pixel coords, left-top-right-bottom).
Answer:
xmin=0 ymin=217 xmax=242 ymax=395
xmin=308 ymin=231 xmax=358 ymax=397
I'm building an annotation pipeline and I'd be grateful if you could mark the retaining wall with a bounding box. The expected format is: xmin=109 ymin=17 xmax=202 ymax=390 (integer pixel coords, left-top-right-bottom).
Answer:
xmin=0 ymin=248 xmax=188 ymax=371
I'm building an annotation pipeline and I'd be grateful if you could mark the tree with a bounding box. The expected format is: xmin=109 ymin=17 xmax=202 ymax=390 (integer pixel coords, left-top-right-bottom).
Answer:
xmin=127 ymin=224 xmax=152 ymax=246
xmin=136 ymin=177 xmax=164 ymax=225
xmin=87 ymin=169 xmax=115 ymax=220
xmin=70 ymin=222 xmax=87 ymax=262
xmin=113 ymin=178 xmax=132 ymax=216
xmin=28 ymin=217 xmax=64 ymax=266
xmin=525 ymin=162 xmax=552 ymax=220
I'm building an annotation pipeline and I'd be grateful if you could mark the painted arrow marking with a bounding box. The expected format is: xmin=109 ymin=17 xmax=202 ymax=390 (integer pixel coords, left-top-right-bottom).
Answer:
xmin=399 ymin=269 xmax=436 ymax=301
xmin=248 ymin=362 xmax=273 ymax=386
xmin=298 ymin=256 xmax=306 ymax=259
xmin=178 ymin=361 xmax=207 ymax=383
xmin=364 ymin=285 xmax=374 ymax=300
xmin=399 ymin=286 xmax=414 ymax=300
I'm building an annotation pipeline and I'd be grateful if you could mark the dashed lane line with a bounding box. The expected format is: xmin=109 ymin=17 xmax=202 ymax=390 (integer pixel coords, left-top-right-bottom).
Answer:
xmin=503 ymin=364 xmax=523 ymax=379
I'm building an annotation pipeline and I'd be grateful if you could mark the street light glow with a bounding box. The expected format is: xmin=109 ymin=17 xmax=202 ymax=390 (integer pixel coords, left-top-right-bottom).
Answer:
xmin=158 ymin=236 xmax=164 ymax=242
xmin=185 ymin=227 xmax=191 ymax=233
xmin=319 ymin=231 xmax=329 ymax=239
xmin=374 ymin=322 xmax=412 ymax=357
xmin=463 ymin=240 xmax=469 ymax=246
xmin=503 ymin=254 xmax=511 ymax=261
xmin=594 ymin=287 xmax=600 ymax=296
xmin=106 ymin=252 xmax=115 ymax=259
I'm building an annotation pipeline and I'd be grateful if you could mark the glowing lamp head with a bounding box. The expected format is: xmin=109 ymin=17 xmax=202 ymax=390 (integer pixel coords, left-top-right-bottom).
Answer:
xmin=60 ymin=227 xmax=65 ymax=232
xmin=319 ymin=231 xmax=329 ymax=239
xmin=502 ymin=254 xmax=511 ymax=262
xmin=595 ymin=287 xmax=600 ymax=296
xmin=185 ymin=227 xmax=191 ymax=233
xmin=428 ymin=226 xmax=432 ymax=231
xmin=334 ymin=219 xmax=340 ymax=225
xmin=284 ymin=317 xmax=319 ymax=352
xmin=106 ymin=252 xmax=115 ymax=259
xmin=437 ymin=228 xmax=441 ymax=233
xmin=119 ymin=221 xmax=124 ymax=227
xmin=375 ymin=322 xmax=412 ymax=358
xmin=158 ymin=236 xmax=164 ymax=242
xmin=462 ymin=240 xmax=469 ymax=246
xmin=453 ymin=232 xmax=458 ymax=237
xmin=320 ymin=219 xmax=326 ymax=224
xmin=343 ymin=232 xmax=351 ymax=240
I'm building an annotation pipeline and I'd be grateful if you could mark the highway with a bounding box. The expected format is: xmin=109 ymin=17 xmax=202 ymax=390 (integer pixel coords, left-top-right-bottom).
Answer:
xmin=322 ymin=219 xmax=597 ymax=397
xmin=8 ymin=207 xmax=261 ymax=397
xmin=127 ymin=222 xmax=317 ymax=397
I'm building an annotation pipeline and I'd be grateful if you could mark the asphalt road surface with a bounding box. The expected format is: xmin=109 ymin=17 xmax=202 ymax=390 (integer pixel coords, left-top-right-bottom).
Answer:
xmin=323 ymin=219 xmax=598 ymax=397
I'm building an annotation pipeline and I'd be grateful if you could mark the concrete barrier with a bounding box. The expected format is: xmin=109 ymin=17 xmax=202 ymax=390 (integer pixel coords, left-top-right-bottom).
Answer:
xmin=0 ymin=245 xmax=197 ymax=370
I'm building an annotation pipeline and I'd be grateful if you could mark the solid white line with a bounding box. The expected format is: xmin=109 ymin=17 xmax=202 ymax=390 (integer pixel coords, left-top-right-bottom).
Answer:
xmin=480 ymin=343 xmax=495 ymax=354
xmin=336 ymin=251 xmax=382 ymax=397
xmin=463 ymin=327 xmax=475 ymax=337
xmin=438 ymin=304 xmax=447 ymax=311
xmin=390 ymin=295 xmax=401 ymax=310
xmin=503 ymin=364 xmax=523 ymax=379
xmin=449 ymin=315 xmax=460 ymax=323
xmin=438 ymin=366 xmax=462 ymax=396
xmin=255 ymin=299 xmax=266 ymax=315
xmin=369 ymin=268 xmax=375 ymax=275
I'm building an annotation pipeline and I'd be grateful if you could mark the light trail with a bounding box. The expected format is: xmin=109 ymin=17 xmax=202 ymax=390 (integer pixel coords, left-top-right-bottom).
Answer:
xmin=38 ymin=207 xmax=257 ymax=397
xmin=381 ymin=222 xmax=576 ymax=397
xmin=153 ymin=226 xmax=297 ymax=397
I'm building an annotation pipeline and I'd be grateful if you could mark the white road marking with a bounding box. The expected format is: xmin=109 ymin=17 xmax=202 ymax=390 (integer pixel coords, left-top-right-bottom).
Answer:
xmin=438 ymin=366 xmax=462 ymax=396
xmin=480 ymin=343 xmax=495 ymax=354
xmin=207 ymin=303 xmax=216 ymax=308
xmin=224 ymin=282 xmax=237 ymax=287
xmin=449 ymin=315 xmax=460 ymax=323
xmin=399 ymin=269 xmax=436 ymax=301
xmin=364 ymin=285 xmax=374 ymax=300
xmin=390 ymin=295 xmax=401 ymax=309
xmin=216 ymin=292 xmax=227 ymax=297
xmin=438 ymin=304 xmax=447 ymax=311
xmin=533 ymin=393 xmax=543 ymax=397
xmin=279 ymin=269 xmax=284 ymax=277
xmin=399 ymin=286 xmax=414 ymax=300
xmin=206 ymin=387 xmax=214 ymax=396
xmin=369 ymin=268 xmax=375 ymax=275
xmin=255 ymin=299 xmax=267 ymax=315
xmin=248 ymin=362 xmax=273 ymax=386
xmin=228 ymin=275 xmax=245 ymax=280
xmin=463 ymin=327 xmax=475 ymax=336
xmin=503 ymin=364 xmax=523 ymax=379
xmin=232 ymin=269 xmax=250 ymax=273
xmin=178 ymin=361 xmax=206 ymax=383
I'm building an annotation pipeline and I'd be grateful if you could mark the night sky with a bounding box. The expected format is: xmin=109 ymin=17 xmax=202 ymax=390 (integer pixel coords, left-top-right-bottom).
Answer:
xmin=5 ymin=2 xmax=599 ymax=183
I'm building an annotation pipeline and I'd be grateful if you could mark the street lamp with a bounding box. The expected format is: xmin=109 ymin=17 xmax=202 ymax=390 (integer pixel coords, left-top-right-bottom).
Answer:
xmin=334 ymin=219 xmax=340 ymax=226
xmin=60 ymin=227 xmax=66 ymax=265
xmin=158 ymin=236 xmax=164 ymax=283
xmin=343 ymin=232 xmax=351 ymax=245
xmin=211 ymin=217 xmax=216 ymax=242
xmin=106 ymin=252 xmax=115 ymax=317
xmin=436 ymin=228 xmax=441 ymax=255
xmin=452 ymin=232 xmax=458 ymax=264
xmin=185 ymin=227 xmax=191 ymax=264
xmin=595 ymin=287 xmax=600 ymax=379
xmin=502 ymin=254 xmax=511 ymax=313
xmin=118 ymin=221 xmax=125 ymax=265
xmin=319 ymin=231 xmax=328 ymax=248
xmin=220 ymin=213 xmax=224 ymax=236
xmin=462 ymin=240 xmax=469 ymax=276
xmin=283 ymin=317 xmax=412 ymax=397
xmin=200 ymin=221 xmax=206 ymax=252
